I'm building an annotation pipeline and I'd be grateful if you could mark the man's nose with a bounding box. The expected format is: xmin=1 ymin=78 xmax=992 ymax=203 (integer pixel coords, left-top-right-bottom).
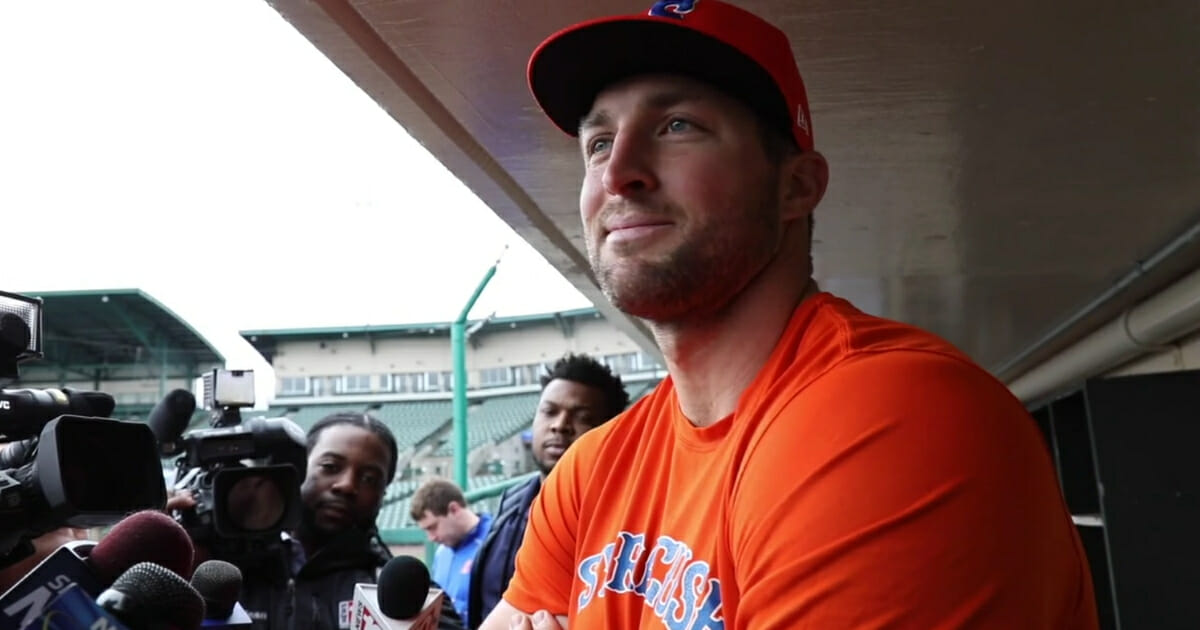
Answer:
xmin=548 ymin=413 xmax=573 ymax=436
xmin=601 ymin=134 xmax=659 ymax=197
xmin=331 ymin=470 xmax=357 ymax=495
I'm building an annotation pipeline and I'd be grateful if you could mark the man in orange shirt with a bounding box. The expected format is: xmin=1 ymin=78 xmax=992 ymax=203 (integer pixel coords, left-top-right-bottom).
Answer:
xmin=482 ymin=1 xmax=1100 ymax=628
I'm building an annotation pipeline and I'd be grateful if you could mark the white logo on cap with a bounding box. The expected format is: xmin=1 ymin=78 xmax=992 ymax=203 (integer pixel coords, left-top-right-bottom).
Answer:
xmin=797 ymin=106 xmax=808 ymax=133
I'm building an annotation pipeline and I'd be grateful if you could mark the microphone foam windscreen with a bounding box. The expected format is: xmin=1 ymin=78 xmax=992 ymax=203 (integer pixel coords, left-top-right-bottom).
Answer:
xmin=110 ymin=562 xmax=205 ymax=630
xmin=90 ymin=509 xmax=196 ymax=584
xmin=377 ymin=556 xmax=430 ymax=620
xmin=191 ymin=560 xmax=243 ymax=619
xmin=0 ymin=312 xmax=31 ymax=353
xmin=149 ymin=389 xmax=195 ymax=450
xmin=69 ymin=389 xmax=116 ymax=418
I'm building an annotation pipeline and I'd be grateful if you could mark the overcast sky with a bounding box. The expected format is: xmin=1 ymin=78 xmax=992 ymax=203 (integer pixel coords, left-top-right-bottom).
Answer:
xmin=0 ymin=0 xmax=591 ymax=396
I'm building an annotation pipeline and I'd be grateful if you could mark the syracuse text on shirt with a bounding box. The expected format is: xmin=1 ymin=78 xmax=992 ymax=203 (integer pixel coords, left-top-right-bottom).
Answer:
xmin=576 ymin=531 xmax=724 ymax=629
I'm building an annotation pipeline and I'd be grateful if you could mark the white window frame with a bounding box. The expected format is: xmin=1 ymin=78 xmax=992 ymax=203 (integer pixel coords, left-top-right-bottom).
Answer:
xmin=280 ymin=376 xmax=311 ymax=396
xmin=339 ymin=374 xmax=372 ymax=394
xmin=478 ymin=366 xmax=514 ymax=388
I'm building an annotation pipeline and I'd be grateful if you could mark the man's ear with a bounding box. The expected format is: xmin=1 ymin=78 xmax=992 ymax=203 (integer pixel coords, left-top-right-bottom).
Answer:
xmin=446 ymin=502 xmax=461 ymax=516
xmin=779 ymin=150 xmax=829 ymax=223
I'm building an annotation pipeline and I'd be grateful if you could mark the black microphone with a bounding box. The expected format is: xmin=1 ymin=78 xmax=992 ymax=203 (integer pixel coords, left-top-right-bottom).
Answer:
xmin=0 ymin=387 xmax=116 ymax=441
xmin=147 ymin=389 xmax=196 ymax=456
xmin=191 ymin=560 xmax=239 ymax=619
xmin=190 ymin=560 xmax=252 ymax=629
xmin=378 ymin=556 xmax=430 ymax=619
xmin=0 ymin=313 xmax=31 ymax=359
xmin=96 ymin=562 xmax=205 ymax=630
xmin=349 ymin=555 xmax=443 ymax=629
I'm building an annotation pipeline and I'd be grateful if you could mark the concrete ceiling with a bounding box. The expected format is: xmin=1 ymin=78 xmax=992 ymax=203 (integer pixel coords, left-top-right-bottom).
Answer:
xmin=262 ymin=0 xmax=1200 ymax=386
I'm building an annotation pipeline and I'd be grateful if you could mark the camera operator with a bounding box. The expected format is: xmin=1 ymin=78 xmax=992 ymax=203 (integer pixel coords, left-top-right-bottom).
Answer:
xmin=224 ymin=412 xmax=464 ymax=630
xmin=0 ymin=526 xmax=88 ymax=593
xmin=0 ymin=442 xmax=90 ymax=593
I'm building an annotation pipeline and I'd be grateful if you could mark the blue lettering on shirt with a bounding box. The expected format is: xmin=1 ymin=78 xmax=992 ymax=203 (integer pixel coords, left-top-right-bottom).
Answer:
xmin=577 ymin=532 xmax=723 ymax=629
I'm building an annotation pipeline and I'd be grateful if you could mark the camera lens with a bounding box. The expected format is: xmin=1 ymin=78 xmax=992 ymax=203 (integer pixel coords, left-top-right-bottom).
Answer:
xmin=224 ymin=474 xmax=285 ymax=531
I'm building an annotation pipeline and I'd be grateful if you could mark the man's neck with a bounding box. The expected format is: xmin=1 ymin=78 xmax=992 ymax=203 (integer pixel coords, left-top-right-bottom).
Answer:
xmin=651 ymin=265 xmax=817 ymax=428
xmin=454 ymin=512 xmax=481 ymax=548
xmin=297 ymin=529 xmax=326 ymax=562
xmin=296 ymin=522 xmax=367 ymax=561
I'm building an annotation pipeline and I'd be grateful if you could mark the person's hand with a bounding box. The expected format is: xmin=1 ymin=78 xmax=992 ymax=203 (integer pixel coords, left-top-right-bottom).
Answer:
xmin=165 ymin=489 xmax=196 ymax=512
xmin=0 ymin=527 xmax=89 ymax=592
xmin=508 ymin=611 xmax=567 ymax=630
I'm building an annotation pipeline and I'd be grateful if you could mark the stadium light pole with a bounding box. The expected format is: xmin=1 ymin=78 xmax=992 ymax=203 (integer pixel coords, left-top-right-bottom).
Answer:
xmin=451 ymin=246 xmax=506 ymax=489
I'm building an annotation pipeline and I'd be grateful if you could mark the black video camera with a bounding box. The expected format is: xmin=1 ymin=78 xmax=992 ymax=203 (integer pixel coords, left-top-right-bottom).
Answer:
xmin=167 ymin=369 xmax=307 ymax=561
xmin=0 ymin=290 xmax=166 ymax=568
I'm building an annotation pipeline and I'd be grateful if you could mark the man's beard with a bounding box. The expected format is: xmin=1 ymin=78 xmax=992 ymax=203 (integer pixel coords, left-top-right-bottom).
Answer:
xmin=589 ymin=186 xmax=781 ymax=323
xmin=297 ymin=503 xmax=374 ymax=549
xmin=297 ymin=504 xmax=336 ymax=548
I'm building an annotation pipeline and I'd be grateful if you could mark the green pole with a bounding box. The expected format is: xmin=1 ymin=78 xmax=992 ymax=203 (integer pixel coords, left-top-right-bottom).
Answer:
xmin=159 ymin=337 xmax=168 ymax=399
xmin=452 ymin=259 xmax=501 ymax=489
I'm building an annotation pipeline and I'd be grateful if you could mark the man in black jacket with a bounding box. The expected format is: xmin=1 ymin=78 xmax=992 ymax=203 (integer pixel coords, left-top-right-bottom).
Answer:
xmin=466 ymin=355 xmax=629 ymax=629
xmin=238 ymin=412 xmax=464 ymax=630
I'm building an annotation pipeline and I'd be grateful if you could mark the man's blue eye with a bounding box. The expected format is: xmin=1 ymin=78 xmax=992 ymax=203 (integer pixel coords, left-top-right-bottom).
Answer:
xmin=666 ymin=119 xmax=692 ymax=132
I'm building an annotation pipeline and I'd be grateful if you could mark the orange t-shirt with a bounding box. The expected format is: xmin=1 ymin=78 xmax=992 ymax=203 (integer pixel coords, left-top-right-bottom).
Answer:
xmin=504 ymin=293 xmax=1098 ymax=629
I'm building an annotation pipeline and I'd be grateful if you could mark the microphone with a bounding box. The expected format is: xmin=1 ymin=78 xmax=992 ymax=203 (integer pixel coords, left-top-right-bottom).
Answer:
xmin=147 ymin=390 xmax=195 ymax=457
xmin=0 ymin=388 xmax=116 ymax=441
xmin=96 ymin=562 xmax=205 ymax=630
xmin=87 ymin=510 xmax=195 ymax=584
xmin=190 ymin=561 xmax=251 ymax=630
xmin=0 ymin=510 xmax=195 ymax=630
xmin=0 ymin=313 xmax=31 ymax=360
xmin=350 ymin=556 xmax=443 ymax=630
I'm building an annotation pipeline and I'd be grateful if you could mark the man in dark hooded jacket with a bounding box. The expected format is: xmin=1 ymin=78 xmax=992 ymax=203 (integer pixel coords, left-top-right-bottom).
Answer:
xmin=238 ymin=412 xmax=464 ymax=630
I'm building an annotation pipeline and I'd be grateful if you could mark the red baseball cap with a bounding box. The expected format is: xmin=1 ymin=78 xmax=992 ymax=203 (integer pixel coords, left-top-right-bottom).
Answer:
xmin=527 ymin=0 xmax=814 ymax=151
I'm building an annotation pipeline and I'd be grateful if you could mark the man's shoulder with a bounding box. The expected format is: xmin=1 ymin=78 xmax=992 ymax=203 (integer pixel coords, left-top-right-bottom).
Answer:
xmin=497 ymin=475 xmax=541 ymax=513
xmin=804 ymin=293 xmax=971 ymax=361
xmin=758 ymin=327 xmax=1030 ymax=456
xmin=744 ymin=295 xmax=1031 ymax=437
xmin=477 ymin=512 xmax=495 ymax=536
xmin=500 ymin=474 xmax=540 ymax=498
xmin=793 ymin=349 xmax=1017 ymax=419
xmin=738 ymin=316 xmax=1048 ymax=507
xmin=755 ymin=293 xmax=984 ymax=401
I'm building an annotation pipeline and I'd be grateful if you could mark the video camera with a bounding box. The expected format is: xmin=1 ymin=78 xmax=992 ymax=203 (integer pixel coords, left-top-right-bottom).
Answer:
xmin=0 ymin=290 xmax=166 ymax=569
xmin=166 ymin=368 xmax=307 ymax=561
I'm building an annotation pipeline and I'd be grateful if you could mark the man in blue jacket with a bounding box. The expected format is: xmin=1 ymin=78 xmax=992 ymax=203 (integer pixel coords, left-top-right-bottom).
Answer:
xmin=412 ymin=478 xmax=492 ymax=623
xmin=466 ymin=354 xmax=630 ymax=628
